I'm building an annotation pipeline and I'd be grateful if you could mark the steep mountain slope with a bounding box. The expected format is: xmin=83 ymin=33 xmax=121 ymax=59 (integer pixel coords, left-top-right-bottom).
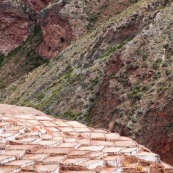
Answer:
xmin=1 ymin=0 xmax=173 ymax=166
xmin=91 ymin=3 xmax=173 ymax=164
xmin=0 ymin=0 xmax=132 ymax=90
xmin=0 ymin=24 xmax=48 ymax=90
xmin=0 ymin=0 xmax=48 ymax=90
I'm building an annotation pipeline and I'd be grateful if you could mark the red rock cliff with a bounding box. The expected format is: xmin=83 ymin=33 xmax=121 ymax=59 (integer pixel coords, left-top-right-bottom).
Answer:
xmin=0 ymin=0 xmax=29 ymax=55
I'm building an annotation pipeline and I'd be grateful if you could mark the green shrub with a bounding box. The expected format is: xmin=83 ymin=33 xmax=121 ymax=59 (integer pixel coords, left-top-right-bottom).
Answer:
xmin=163 ymin=43 xmax=169 ymax=49
xmin=59 ymin=111 xmax=82 ymax=120
xmin=37 ymin=93 xmax=45 ymax=100
xmin=99 ymin=44 xmax=123 ymax=59
xmin=0 ymin=52 xmax=5 ymax=66
xmin=152 ymin=59 xmax=162 ymax=70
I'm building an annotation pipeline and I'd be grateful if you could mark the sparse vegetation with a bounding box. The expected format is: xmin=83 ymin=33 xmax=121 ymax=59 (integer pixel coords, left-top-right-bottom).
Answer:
xmin=37 ymin=92 xmax=45 ymax=100
xmin=163 ymin=43 xmax=169 ymax=49
xmin=65 ymin=68 xmax=73 ymax=80
xmin=142 ymin=53 xmax=148 ymax=61
xmin=98 ymin=44 xmax=123 ymax=59
xmin=116 ymin=71 xmax=130 ymax=86
xmin=59 ymin=111 xmax=82 ymax=121
xmin=152 ymin=59 xmax=162 ymax=70
xmin=87 ymin=2 xmax=109 ymax=30
xmin=128 ymin=85 xmax=143 ymax=104
xmin=90 ymin=76 xmax=100 ymax=90
xmin=0 ymin=52 xmax=5 ymax=67
xmin=7 ymin=45 xmax=22 ymax=58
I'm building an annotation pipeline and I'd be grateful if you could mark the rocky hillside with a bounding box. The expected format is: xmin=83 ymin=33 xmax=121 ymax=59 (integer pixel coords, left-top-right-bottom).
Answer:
xmin=0 ymin=0 xmax=173 ymax=166
xmin=0 ymin=0 xmax=132 ymax=90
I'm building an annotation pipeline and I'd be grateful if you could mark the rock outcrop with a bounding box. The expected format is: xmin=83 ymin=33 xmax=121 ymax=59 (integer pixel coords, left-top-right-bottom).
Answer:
xmin=38 ymin=1 xmax=74 ymax=58
xmin=23 ymin=0 xmax=51 ymax=13
xmin=0 ymin=0 xmax=29 ymax=55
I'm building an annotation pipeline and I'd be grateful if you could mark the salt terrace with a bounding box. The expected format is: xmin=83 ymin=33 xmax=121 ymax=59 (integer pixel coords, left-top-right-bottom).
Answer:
xmin=0 ymin=104 xmax=173 ymax=173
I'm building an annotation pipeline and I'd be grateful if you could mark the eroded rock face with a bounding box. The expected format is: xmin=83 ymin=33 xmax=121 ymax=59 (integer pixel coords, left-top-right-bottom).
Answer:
xmin=0 ymin=0 xmax=30 ymax=55
xmin=38 ymin=2 xmax=74 ymax=59
xmin=0 ymin=0 xmax=132 ymax=58
xmin=140 ymin=100 xmax=173 ymax=165
xmin=23 ymin=0 xmax=51 ymax=13
xmin=38 ymin=0 xmax=122 ymax=58
xmin=37 ymin=0 xmax=89 ymax=58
